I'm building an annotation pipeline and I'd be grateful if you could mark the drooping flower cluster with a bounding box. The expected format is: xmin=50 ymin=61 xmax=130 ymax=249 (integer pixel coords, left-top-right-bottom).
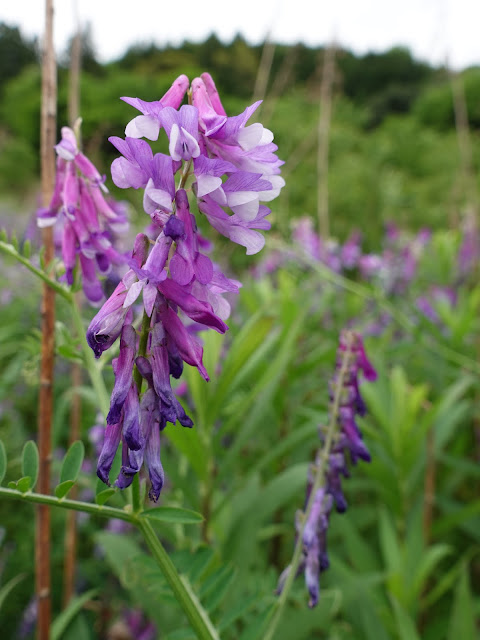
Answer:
xmin=87 ymin=73 xmax=284 ymax=499
xmin=277 ymin=330 xmax=376 ymax=607
xmin=37 ymin=126 xmax=128 ymax=305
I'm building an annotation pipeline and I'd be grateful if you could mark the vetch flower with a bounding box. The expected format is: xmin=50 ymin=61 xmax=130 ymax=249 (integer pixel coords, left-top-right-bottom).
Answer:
xmin=277 ymin=330 xmax=376 ymax=607
xmin=37 ymin=125 xmax=128 ymax=305
xmin=89 ymin=72 xmax=283 ymax=500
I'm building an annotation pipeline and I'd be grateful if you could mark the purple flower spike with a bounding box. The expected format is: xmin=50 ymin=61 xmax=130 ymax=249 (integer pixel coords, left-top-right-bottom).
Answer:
xmin=89 ymin=72 xmax=283 ymax=501
xmin=277 ymin=330 xmax=376 ymax=607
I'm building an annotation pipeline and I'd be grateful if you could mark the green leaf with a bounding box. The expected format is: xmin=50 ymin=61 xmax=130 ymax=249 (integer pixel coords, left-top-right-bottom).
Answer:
xmin=447 ymin=563 xmax=476 ymax=640
xmin=165 ymin=424 xmax=208 ymax=482
xmin=0 ymin=440 xmax=6 ymax=485
xmin=60 ymin=440 xmax=85 ymax=484
xmin=95 ymin=488 xmax=116 ymax=506
xmin=21 ymin=440 xmax=39 ymax=490
xmin=57 ymin=345 xmax=83 ymax=363
xmin=61 ymin=612 xmax=92 ymax=640
xmin=141 ymin=506 xmax=204 ymax=525
xmin=390 ymin=596 xmax=422 ymax=640
xmin=411 ymin=544 xmax=452 ymax=601
xmin=16 ymin=476 xmax=31 ymax=493
xmin=50 ymin=588 xmax=98 ymax=640
xmin=54 ymin=480 xmax=76 ymax=500
xmin=200 ymin=565 xmax=236 ymax=613
xmin=22 ymin=239 xmax=32 ymax=258
xmin=7 ymin=481 xmax=16 ymax=490
xmin=0 ymin=573 xmax=26 ymax=611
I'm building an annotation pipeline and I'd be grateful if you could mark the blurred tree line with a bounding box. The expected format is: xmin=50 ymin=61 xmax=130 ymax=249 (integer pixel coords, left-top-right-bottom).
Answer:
xmin=1 ymin=22 xmax=480 ymax=240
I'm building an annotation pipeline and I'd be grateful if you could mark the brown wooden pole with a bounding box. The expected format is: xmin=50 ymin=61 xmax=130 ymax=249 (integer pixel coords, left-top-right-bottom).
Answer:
xmin=36 ymin=0 xmax=56 ymax=637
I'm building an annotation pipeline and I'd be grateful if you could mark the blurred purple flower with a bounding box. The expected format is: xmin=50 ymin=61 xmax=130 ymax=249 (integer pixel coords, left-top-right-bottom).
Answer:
xmin=277 ymin=331 xmax=376 ymax=607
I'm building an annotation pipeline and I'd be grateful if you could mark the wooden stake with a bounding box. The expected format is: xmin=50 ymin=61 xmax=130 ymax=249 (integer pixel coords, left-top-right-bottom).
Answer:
xmin=36 ymin=0 xmax=56 ymax=637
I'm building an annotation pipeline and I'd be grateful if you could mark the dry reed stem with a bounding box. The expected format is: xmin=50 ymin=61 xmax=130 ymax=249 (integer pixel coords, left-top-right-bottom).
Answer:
xmin=252 ymin=37 xmax=276 ymax=105
xmin=317 ymin=44 xmax=336 ymax=240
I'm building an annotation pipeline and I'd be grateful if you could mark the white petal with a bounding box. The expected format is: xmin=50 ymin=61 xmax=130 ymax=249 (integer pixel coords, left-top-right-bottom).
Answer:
xmin=123 ymin=280 xmax=144 ymax=308
xmin=196 ymin=174 xmax=223 ymax=198
xmin=125 ymin=115 xmax=160 ymax=141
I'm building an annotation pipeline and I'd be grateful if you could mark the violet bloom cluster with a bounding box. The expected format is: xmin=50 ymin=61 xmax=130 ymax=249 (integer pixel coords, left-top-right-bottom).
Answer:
xmin=37 ymin=127 xmax=128 ymax=305
xmin=277 ymin=331 xmax=376 ymax=608
xmin=87 ymin=73 xmax=284 ymax=500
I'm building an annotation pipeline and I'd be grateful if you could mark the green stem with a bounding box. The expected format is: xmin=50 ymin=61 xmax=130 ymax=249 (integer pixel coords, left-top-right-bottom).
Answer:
xmin=263 ymin=335 xmax=354 ymax=640
xmin=0 ymin=486 xmax=133 ymax=521
xmin=2 ymin=487 xmax=219 ymax=639
xmin=136 ymin=517 xmax=220 ymax=640
xmin=130 ymin=473 xmax=142 ymax=515
xmin=69 ymin=295 xmax=110 ymax=416
xmin=0 ymin=240 xmax=70 ymax=300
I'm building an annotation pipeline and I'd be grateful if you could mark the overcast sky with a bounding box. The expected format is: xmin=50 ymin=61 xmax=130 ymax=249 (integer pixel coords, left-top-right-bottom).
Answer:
xmin=1 ymin=0 xmax=479 ymax=70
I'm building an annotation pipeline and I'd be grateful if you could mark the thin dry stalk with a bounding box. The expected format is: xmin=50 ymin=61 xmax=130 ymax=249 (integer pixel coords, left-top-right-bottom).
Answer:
xmin=68 ymin=32 xmax=82 ymax=131
xmin=317 ymin=44 xmax=336 ymax=240
xmin=252 ymin=37 xmax=276 ymax=105
xmin=451 ymin=68 xmax=480 ymax=462
xmin=36 ymin=0 xmax=57 ymax=637
xmin=451 ymin=70 xmax=479 ymax=218
xmin=260 ymin=47 xmax=297 ymax=125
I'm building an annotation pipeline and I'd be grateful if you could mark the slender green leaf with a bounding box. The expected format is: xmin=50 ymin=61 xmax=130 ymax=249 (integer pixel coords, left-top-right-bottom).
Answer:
xmin=411 ymin=544 xmax=452 ymax=600
xmin=21 ymin=440 xmax=39 ymax=490
xmin=95 ymin=488 xmax=116 ymax=506
xmin=50 ymin=588 xmax=98 ymax=640
xmin=54 ymin=480 xmax=76 ymax=500
xmin=447 ymin=562 xmax=476 ymax=640
xmin=165 ymin=424 xmax=208 ymax=482
xmin=0 ymin=573 xmax=26 ymax=611
xmin=60 ymin=441 xmax=85 ymax=484
xmin=390 ymin=596 xmax=422 ymax=640
xmin=0 ymin=440 xmax=6 ymax=485
xmin=185 ymin=548 xmax=215 ymax=585
xmin=203 ymin=566 xmax=236 ymax=613
xmin=22 ymin=239 xmax=32 ymax=258
xmin=141 ymin=506 xmax=204 ymax=524
xmin=61 ymin=612 xmax=92 ymax=640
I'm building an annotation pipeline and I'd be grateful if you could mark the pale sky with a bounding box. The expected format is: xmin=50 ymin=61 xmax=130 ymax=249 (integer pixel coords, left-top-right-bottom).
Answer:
xmin=1 ymin=0 xmax=479 ymax=70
